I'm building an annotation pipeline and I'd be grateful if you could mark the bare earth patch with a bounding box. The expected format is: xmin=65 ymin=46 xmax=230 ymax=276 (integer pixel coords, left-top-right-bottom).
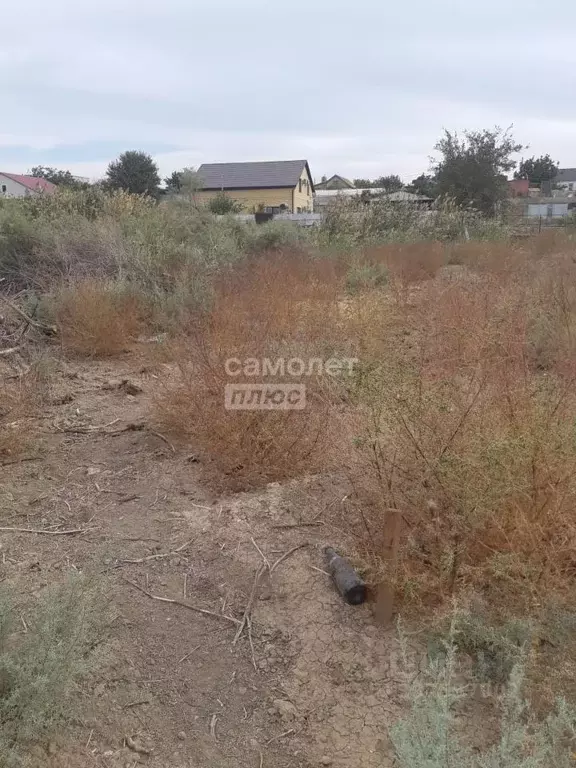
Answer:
xmin=0 ymin=351 xmax=406 ymax=768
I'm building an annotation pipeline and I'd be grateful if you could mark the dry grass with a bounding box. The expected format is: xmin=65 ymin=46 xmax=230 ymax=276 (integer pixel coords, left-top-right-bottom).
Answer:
xmin=153 ymin=234 xmax=576 ymax=622
xmin=342 ymin=244 xmax=576 ymax=617
xmin=0 ymin=368 xmax=43 ymax=461
xmin=155 ymin=252 xmax=347 ymax=486
xmin=54 ymin=279 xmax=147 ymax=357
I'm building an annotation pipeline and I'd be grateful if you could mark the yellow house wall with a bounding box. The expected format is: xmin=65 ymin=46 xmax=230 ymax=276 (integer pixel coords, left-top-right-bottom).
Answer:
xmin=292 ymin=166 xmax=314 ymax=213
xmin=195 ymin=188 xmax=294 ymax=212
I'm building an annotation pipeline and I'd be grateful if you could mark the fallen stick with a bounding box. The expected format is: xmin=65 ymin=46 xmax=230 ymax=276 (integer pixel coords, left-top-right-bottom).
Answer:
xmin=265 ymin=728 xmax=295 ymax=746
xmin=122 ymin=577 xmax=240 ymax=626
xmin=272 ymin=521 xmax=324 ymax=529
xmin=247 ymin=614 xmax=258 ymax=672
xmin=0 ymin=295 xmax=57 ymax=334
xmin=0 ymin=346 xmax=20 ymax=356
xmin=0 ymin=526 xmax=97 ymax=536
xmin=210 ymin=714 xmax=218 ymax=740
xmin=270 ymin=544 xmax=307 ymax=573
xmin=232 ymin=564 xmax=267 ymax=645
xmin=116 ymin=539 xmax=193 ymax=566
xmin=122 ymin=699 xmax=151 ymax=710
xmin=233 ymin=544 xmax=307 ymax=645
xmin=147 ymin=428 xmax=175 ymax=453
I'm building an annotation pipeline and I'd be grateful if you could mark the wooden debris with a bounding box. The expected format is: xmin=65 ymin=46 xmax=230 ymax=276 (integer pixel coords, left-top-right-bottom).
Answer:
xmin=122 ymin=577 xmax=240 ymax=626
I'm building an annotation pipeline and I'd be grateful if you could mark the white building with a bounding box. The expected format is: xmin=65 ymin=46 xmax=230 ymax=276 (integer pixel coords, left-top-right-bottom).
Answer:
xmin=0 ymin=172 xmax=57 ymax=198
xmin=526 ymin=198 xmax=576 ymax=218
xmin=554 ymin=168 xmax=576 ymax=193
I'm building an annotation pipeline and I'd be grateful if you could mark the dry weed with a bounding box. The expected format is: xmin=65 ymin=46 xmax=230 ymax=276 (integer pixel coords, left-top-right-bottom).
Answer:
xmin=0 ymin=369 xmax=43 ymax=461
xmin=155 ymin=253 xmax=346 ymax=486
xmin=342 ymin=247 xmax=576 ymax=615
xmin=54 ymin=279 xmax=146 ymax=357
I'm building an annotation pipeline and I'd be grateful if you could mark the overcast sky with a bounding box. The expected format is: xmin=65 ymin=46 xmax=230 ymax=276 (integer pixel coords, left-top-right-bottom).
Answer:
xmin=3 ymin=0 xmax=576 ymax=183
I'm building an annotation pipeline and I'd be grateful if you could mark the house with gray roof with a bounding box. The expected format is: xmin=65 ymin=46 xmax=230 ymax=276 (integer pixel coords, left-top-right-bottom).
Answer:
xmin=196 ymin=159 xmax=314 ymax=213
xmin=554 ymin=168 xmax=576 ymax=193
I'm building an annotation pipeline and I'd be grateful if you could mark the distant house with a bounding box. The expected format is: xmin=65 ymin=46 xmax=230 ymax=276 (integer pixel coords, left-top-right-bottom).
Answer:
xmin=526 ymin=197 xmax=576 ymax=218
xmin=553 ymin=168 xmax=576 ymax=193
xmin=0 ymin=172 xmax=57 ymax=198
xmin=315 ymin=174 xmax=355 ymax=191
xmin=196 ymin=160 xmax=314 ymax=213
xmin=508 ymin=179 xmax=530 ymax=197
xmin=314 ymin=187 xmax=433 ymax=211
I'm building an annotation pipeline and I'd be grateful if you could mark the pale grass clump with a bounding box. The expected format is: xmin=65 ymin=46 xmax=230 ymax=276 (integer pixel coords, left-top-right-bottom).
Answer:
xmin=0 ymin=575 xmax=108 ymax=767
xmin=390 ymin=620 xmax=576 ymax=767
xmin=53 ymin=279 xmax=147 ymax=357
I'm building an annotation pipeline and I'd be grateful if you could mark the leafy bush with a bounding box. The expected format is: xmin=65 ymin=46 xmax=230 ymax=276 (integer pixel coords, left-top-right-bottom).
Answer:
xmin=207 ymin=192 xmax=243 ymax=215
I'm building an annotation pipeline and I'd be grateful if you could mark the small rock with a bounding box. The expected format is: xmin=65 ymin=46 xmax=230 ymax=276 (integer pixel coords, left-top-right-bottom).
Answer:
xmin=177 ymin=731 xmax=186 ymax=741
xmin=102 ymin=379 xmax=123 ymax=390
xmin=47 ymin=741 xmax=58 ymax=756
xmin=86 ymin=467 xmax=101 ymax=476
xmin=321 ymin=757 xmax=333 ymax=766
xmin=273 ymin=699 xmax=298 ymax=721
xmin=94 ymin=682 xmax=106 ymax=697
xmin=121 ymin=380 xmax=143 ymax=396
xmin=238 ymin=686 xmax=248 ymax=695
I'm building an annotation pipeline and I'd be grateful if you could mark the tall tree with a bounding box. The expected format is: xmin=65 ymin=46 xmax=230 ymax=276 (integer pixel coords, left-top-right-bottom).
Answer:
xmin=433 ymin=127 xmax=523 ymax=216
xmin=354 ymin=175 xmax=403 ymax=190
xmin=29 ymin=166 xmax=88 ymax=190
xmin=164 ymin=171 xmax=182 ymax=193
xmin=406 ymin=173 xmax=438 ymax=198
xmin=105 ymin=151 xmax=161 ymax=197
xmin=373 ymin=174 xmax=403 ymax=192
xmin=514 ymin=154 xmax=559 ymax=186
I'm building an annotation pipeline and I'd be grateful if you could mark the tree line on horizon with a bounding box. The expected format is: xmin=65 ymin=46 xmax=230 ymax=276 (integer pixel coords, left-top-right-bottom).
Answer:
xmin=27 ymin=130 xmax=564 ymax=217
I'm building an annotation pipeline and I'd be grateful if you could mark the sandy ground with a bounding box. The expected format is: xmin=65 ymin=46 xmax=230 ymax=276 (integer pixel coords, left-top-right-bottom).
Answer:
xmin=0 ymin=350 xmax=411 ymax=768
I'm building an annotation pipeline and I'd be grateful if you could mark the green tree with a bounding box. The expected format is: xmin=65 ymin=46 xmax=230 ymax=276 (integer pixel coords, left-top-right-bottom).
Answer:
xmin=29 ymin=166 xmax=88 ymax=190
xmin=406 ymin=173 xmax=438 ymax=198
xmin=105 ymin=151 xmax=161 ymax=197
xmin=164 ymin=171 xmax=182 ymax=193
xmin=353 ymin=175 xmax=403 ymax=191
xmin=373 ymin=174 xmax=403 ymax=192
xmin=207 ymin=192 xmax=243 ymax=214
xmin=514 ymin=154 xmax=558 ymax=186
xmin=434 ymin=127 xmax=523 ymax=216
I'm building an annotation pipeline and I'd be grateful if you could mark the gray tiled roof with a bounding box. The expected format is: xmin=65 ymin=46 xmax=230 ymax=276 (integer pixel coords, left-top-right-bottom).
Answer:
xmin=197 ymin=160 xmax=311 ymax=190
xmin=555 ymin=168 xmax=576 ymax=183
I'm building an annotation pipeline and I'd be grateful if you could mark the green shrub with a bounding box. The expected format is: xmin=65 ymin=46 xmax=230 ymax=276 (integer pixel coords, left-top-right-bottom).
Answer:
xmin=391 ymin=623 xmax=576 ymax=767
xmin=345 ymin=262 xmax=389 ymax=294
xmin=0 ymin=575 xmax=108 ymax=765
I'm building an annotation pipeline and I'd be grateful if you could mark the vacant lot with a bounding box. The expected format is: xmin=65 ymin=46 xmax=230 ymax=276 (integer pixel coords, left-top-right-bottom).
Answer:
xmin=1 ymin=195 xmax=576 ymax=766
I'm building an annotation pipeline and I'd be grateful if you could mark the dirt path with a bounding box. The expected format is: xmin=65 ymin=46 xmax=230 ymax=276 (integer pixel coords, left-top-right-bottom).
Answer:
xmin=0 ymin=352 xmax=406 ymax=768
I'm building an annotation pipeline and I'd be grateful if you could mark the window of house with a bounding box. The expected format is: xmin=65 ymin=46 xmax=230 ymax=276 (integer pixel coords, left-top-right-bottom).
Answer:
xmin=299 ymin=179 xmax=302 ymax=193
xmin=1 ymin=185 xmax=6 ymax=193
